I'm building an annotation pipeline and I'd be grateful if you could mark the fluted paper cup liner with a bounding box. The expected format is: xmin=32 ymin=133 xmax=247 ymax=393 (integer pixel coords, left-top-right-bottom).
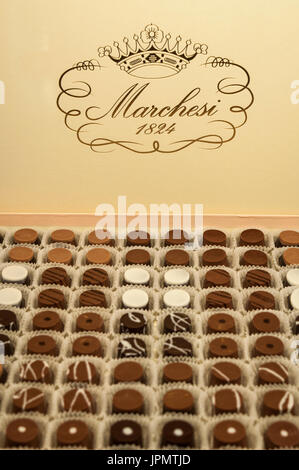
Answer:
xmin=238 ymin=266 xmax=282 ymax=290
xmin=288 ymin=311 xmax=299 ymax=336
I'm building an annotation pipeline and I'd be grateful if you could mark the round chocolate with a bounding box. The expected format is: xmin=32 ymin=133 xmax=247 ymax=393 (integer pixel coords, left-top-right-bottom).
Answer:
xmin=79 ymin=289 xmax=107 ymax=308
xmin=247 ymin=291 xmax=275 ymax=310
xmin=47 ymin=248 xmax=72 ymax=265
xmin=38 ymin=288 xmax=66 ymax=309
xmin=127 ymin=231 xmax=151 ymax=247
xmin=258 ymin=362 xmax=289 ymax=385
xmin=9 ymin=246 xmax=34 ymax=263
xmin=282 ymin=248 xmax=299 ymax=266
xmin=117 ymin=337 xmax=147 ymax=358
xmin=110 ymin=420 xmax=142 ymax=446
xmin=19 ymin=360 xmax=52 ymax=384
xmin=293 ymin=315 xmax=299 ymax=335
xmin=204 ymin=269 xmax=231 ymax=288
xmin=165 ymin=249 xmax=189 ymax=266
xmin=161 ymin=420 xmax=194 ymax=447
xmin=72 ymin=336 xmax=102 ymax=357
xmin=279 ymin=230 xmax=299 ymax=247
xmin=164 ymin=268 xmax=190 ymax=286
xmin=210 ymin=362 xmax=242 ymax=386
xmin=125 ymin=249 xmax=150 ymax=265
xmin=203 ymin=229 xmax=226 ymax=247
xmin=27 ymin=335 xmax=58 ymax=356
xmin=163 ymin=337 xmax=193 ymax=357
xmin=265 ymin=421 xmax=299 ymax=449
xmin=113 ymin=388 xmax=144 ymax=414
xmin=67 ymin=360 xmax=99 ymax=384
xmin=205 ymin=291 xmax=233 ymax=309
xmin=13 ymin=388 xmax=46 ymax=413
xmin=202 ymin=248 xmax=228 ymax=267
xmin=2 ymin=265 xmax=29 ymax=284
xmin=0 ymin=287 xmax=22 ymax=307
xmin=163 ymin=389 xmax=194 ymax=413
xmin=290 ymin=288 xmax=299 ymax=309
xmin=13 ymin=228 xmax=38 ymax=245
xmin=124 ymin=267 xmax=150 ymax=285
xmin=262 ymin=390 xmax=295 ymax=416
xmin=242 ymin=250 xmax=268 ymax=267
xmin=253 ymin=335 xmax=284 ymax=357
xmin=6 ymin=418 xmax=40 ymax=448
xmin=119 ymin=312 xmax=147 ymax=334
xmin=0 ymin=364 xmax=7 ymax=384
xmin=163 ymin=362 xmax=193 ymax=384
xmin=165 ymin=230 xmax=189 ymax=246
xmin=213 ymin=419 xmax=247 ymax=448
xmin=163 ymin=313 xmax=191 ymax=333
xmin=62 ymin=389 xmax=95 ymax=413
xmin=114 ymin=361 xmax=144 ymax=383
xmin=88 ymin=229 xmax=114 ymax=246
xmin=207 ymin=313 xmax=236 ymax=334
xmin=243 ymin=269 xmax=271 ymax=288
xmin=240 ymin=229 xmax=265 ymax=247
xmin=209 ymin=337 xmax=238 ymax=359
xmin=56 ymin=420 xmax=92 ymax=449
xmin=33 ymin=311 xmax=64 ymax=332
xmin=122 ymin=289 xmax=149 ymax=309
xmin=86 ymin=247 xmax=112 ymax=265
xmin=286 ymin=269 xmax=299 ymax=286
xmin=76 ymin=312 xmax=104 ymax=333
xmin=250 ymin=312 xmax=280 ymax=334
xmin=50 ymin=229 xmax=75 ymax=245
xmin=82 ymin=267 xmax=110 ymax=287
xmin=0 ymin=309 xmax=18 ymax=331
xmin=213 ymin=389 xmax=244 ymax=415
xmin=163 ymin=289 xmax=190 ymax=308
xmin=41 ymin=267 xmax=70 ymax=287
xmin=0 ymin=333 xmax=14 ymax=355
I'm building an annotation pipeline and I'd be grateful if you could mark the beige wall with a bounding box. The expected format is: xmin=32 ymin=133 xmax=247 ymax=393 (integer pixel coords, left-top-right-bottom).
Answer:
xmin=0 ymin=0 xmax=299 ymax=215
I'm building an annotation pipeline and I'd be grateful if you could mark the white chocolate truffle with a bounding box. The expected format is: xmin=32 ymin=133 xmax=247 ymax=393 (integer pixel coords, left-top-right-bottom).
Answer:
xmin=0 ymin=287 xmax=22 ymax=307
xmin=124 ymin=268 xmax=150 ymax=285
xmin=286 ymin=269 xmax=299 ymax=287
xmin=163 ymin=289 xmax=190 ymax=308
xmin=2 ymin=265 xmax=28 ymax=284
xmin=122 ymin=289 xmax=149 ymax=309
xmin=164 ymin=268 xmax=190 ymax=286
xmin=290 ymin=288 xmax=299 ymax=310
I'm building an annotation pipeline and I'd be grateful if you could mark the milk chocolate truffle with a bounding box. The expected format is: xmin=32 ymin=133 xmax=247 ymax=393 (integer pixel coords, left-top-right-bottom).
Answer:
xmin=243 ymin=269 xmax=271 ymax=288
xmin=213 ymin=420 xmax=247 ymax=448
xmin=204 ymin=269 xmax=231 ymax=288
xmin=119 ymin=312 xmax=147 ymax=334
xmin=163 ymin=362 xmax=193 ymax=384
xmin=47 ymin=247 xmax=72 ymax=265
xmin=110 ymin=420 xmax=142 ymax=446
xmin=79 ymin=289 xmax=107 ymax=308
xmin=117 ymin=337 xmax=147 ymax=358
xmin=72 ymin=336 xmax=103 ymax=357
xmin=76 ymin=312 xmax=104 ymax=333
xmin=165 ymin=230 xmax=189 ymax=246
xmin=88 ymin=229 xmax=114 ymax=246
xmin=250 ymin=312 xmax=280 ymax=334
xmin=265 ymin=421 xmax=299 ymax=449
xmin=114 ymin=361 xmax=144 ymax=383
xmin=241 ymin=249 xmax=268 ymax=267
xmin=247 ymin=291 xmax=275 ymax=310
xmin=0 ymin=309 xmax=18 ymax=331
xmin=56 ymin=420 xmax=92 ymax=449
xmin=9 ymin=246 xmax=34 ymax=263
xmin=27 ymin=335 xmax=58 ymax=356
xmin=207 ymin=313 xmax=236 ymax=334
xmin=38 ymin=288 xmax=66 ymax=309
xmin=5 ymin=418 xmax=40 ymax=448
xmin=239 ymin=229 xmax=265 ymax=247
xmin=163 ymin=389 xmax=194 ymax=413
xmin=41 ymin=267 xmax=70 ymax=287
xmin=293 ymin=315 xmax=299 ymax=335
xmin=83 ymin=267 xmax=110 ymax=287
xmin=165 ymin=249 xmax=189 ymax=266
xmin=281 ymin=248 xmax=299 ymax=266
xmin=209 ymin=337 xmax=238 ymax=359
xmin=213 ymin=389 xmax=244 ymax=415
xmin=62 ymin=389 xmax=95 ymax=413
xmin=33 ymin=311 xmax=64 ymax=332
xmin=202 ymin=248 xmax=228 ymax=267
xmin=67 ymin=360 xmax=99 ymax=384
xmin=13 ymin=228 xmax=39 ymax=245
xmin=113 ymin=389 xmax=144 ymax=414
xmin=163 ymin=313 xmax=191 ymax=333
xmin=50 ymin=229 xmax=75 ymax=245
xmin=163 ymin=337 xmax=193 ymax=357
xmin=258 ymin=362 xmax=289 ymax=385
xmin=210 ymin=362 xmax=242 ymax=386
xmin=127 ymin=230 xmax=151 ymax=247
xmin=19 ymin=360 xmax=52 ymax=384
xmin=262 ymin=390 xmax=295 ymax=416
xmin=253 ymin=335 xmax=284 ymax=357
xmin=2 ymin=265 xmax=29 ymax=284
xmin=13 ymin=388 xmax=46 ymax=413
xmin=125 ymin=249 xmax=150 ymax=265
xmin=203 ymin=229 xmax=227 ymax=247
xmin=0 ymin=333 xmax=14 ymax=355
xmin=279 ymin=230 xmax=299 ymax=247
xmin=86 ymin=247 xmax=112 ymax=265
xmin=205 ymin=291 xmax=233 ymax=309
xmin=161 ymin=420 xmax=194 ymax=447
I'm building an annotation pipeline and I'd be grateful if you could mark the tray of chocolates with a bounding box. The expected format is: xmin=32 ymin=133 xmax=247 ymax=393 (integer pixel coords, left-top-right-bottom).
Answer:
xmin=0 ymin=226 xmax=299 ymax=449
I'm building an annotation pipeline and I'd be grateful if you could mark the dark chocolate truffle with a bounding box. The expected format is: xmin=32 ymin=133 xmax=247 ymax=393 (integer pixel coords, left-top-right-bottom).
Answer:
xmin=9 ymin=246 xmax=34 ymax=263
xmin=117 ymin=337 xmax=147 ymax=358
xmin=262 ymin=390 xmax=295 ymax=416
xmin=27 ymin=335 xmax=58 ymax=356
xmin=209 ymin=362 xmax=242 ymax=386
xmin=165 ymin=249 xmax=189 ymax=266
xmin=47 ymin=248 xmax=72 ymax=265
xmin=0 ymin=309 xmax=18 ymax=331
xmin=250 ymin=312 xmax=280 ymax=334
xmin=82 ymin=268 xmax=110 ymax=287
xmin=114 ymin=361 xmax=144 ymax=383
xmin=204 ymin=269 xmax=231 ymax=288
xmin=79 ymin=289 xmax=107 ymax=308
xmin=202 ymin=249 xmax=228 ymax=267
xmin=86 ymin=247 xmax=112 ymax=265
xmin=163 ymin=337 xmax=193 ymax=357
xmin=213 ymin=419 xmax=247 ymax=448
xmin=113 ymin=389 xmax=144 ymax=414
xmin=0 ymin=333 xmax=14 ymax=355
xmin=127 ymin=231 xmax=151 ymax=247
xmin=163 ymin=362 xmax=193 ymax=384
xmin=243 ymin=269 xmax=271 ymax=288
xmin=293 ymin=315 xmax=299 ymax=335
xmin=67 ymin=360 xmax=99 ymax=384
xmin=203 ymin=229 xmax=226 ymax=247
xmin=165 ymin=230 xmax=189 ymax=246
xmin=88 ymin=229 xmax=114 ymax=246
xmin=110 ymin=420 xmax=142 ymax=446
xmin=208 ymin=337 xmax=238 ymax=359
xmin=239 ymin=229 xmax=265 ymax=247
xmin=163 ymin=313 xmax=192 ymax=334
xmin=265 ymin=421 xmax=299 ymax=449
xmin=161 ymin=420 xmax=194 ymax=447
xmin=13 ymin=388 xmax=46 ymax=413
xmin=282 ymin=248 xmax=299 ymax=266
xmin=163 ymin=389 xmax=194 ymax=413
xmin=253 ymin=335 xmax=284 ymax=357
xmin=247 ymin=291 xmax=275 ymax=310
xmin=207 ymin=313 xmax=236 ymax=334
xmin=205 ymin=291 xmax=233 ymax=309
xmin=5 ymin=418 xmax=40 ymax=448
xmin=33 ymin=311 xmax=64 ymax=332
xmin=41 ymin=267 xmax=70 ymax=287
xmin=62 ymin=389 xmax=95 ymax=413
xmin=13 ymin=228 xmax=38 ymax=245
xmin=38 ymin=288 xmax=66 ymax=309
xmin=279 ymin=230 xmax=299 ymax=247
xmin=72 ymin=336 xmax=103 ymax=357
xmin=19 ymin=360 xmax=52 ymax=384
xmin=76 ymin=312 xmax=104 ymax=333
xmin=56 ymin=420 xmax=92 ymax=449
xmin=0 ymin=364 xmax=7 ymax=384
xmin=50 ymin=229 xmax=75 ymax=245
xmin=241 ymin=249 xmax=268 ymax=267
xmin=258 ymin=362 xmax=289 ymax=385
xmin=125 ymin=249 xmax=150 ymax=265
xmin=213 ymin=389 xmax=244 ymax=415
xmin=119 ymin=312 xmax=147 ymax=334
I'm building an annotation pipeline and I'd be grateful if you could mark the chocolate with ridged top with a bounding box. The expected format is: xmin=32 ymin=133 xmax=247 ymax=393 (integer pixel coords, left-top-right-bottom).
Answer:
xmin=161 ymin=420 xmax=194 ymax=447
xmin=50 ymin=229 xmax=75 ymax=245
xmin=247 ymin=291 xmax=275 ymax=310
xmin=203 ymin=229 xmax=226 ymax=247
xmin=88 ymin=229 xmax=114 ymax=246
xmin=213 ymin=419 xmax=247 ymax=448
xmin=82 ymin=268 xmax=110 ymax=287
xmin=38 ymin=288 xmax=66 ymax=309
xmin=62 ymin=389 xmax=95 ymax=413
xmin=110 ymin=420 xmax=142 ymax=446
xmin=202 ymin=249 xmax=228 ymax=267
xmin=41 ymin=267 xmax=70 ymax=287
xmin=207 ymin=313 xmax=236 ymax=334
xmin=239 ymin=229 xmax=265 ymax=246
xmin=258 ymin=362 xmax=289 ymax=385
xmin=56 ymin=420 xmax=92 ymax=449
xmin=165 ymin=249 xmax=189 ymax=266
xmin=9 ymin=246 xmax=34 ymax=263
xmin=253 ymin=335 xmax=284 ymax=357
xmin=209 ymin=337 xmax=238 ymax=359
xmin=119 ymin=312 xmax=147 ymax=334
xmin=13 ymin=228 xmax=39 ymax=245
xmin=205 ymin=291 xmax=233 ymax=309
xmin=265 ymin=421 xmax=299 ymax=449
xmin=250 ymin=312 xmax=280 ymax=334
xmin=127 ymin=231 xmax=151 ymax=247
xmin=0 ymin=333 xmax=14 ymax=355
xmin=163 ymin=337 xmax=193 ymax=357
xmin=113 ymin=388 xmax=144 ymax=414
xmin=243 ymin=269 xmax=271 ymax=288
xmin=165 ymin=230 xmax=189 ymax=246
xmin=76 ymin=312 xmax=104 ymax=332
xmin=67 ymin=360 xmax=99 ymax=384
xmin=27 ymin=335 xmax=58 ymax=356
xmin=117 ymin=337 xmax=147 ymax=358
xmin=19 ymin=360 xmax=52 ymax=384
xmin=125 ymin=249 xmax=150 ymax=265
xmin=114 ymin=361 xmax=144 ymax=383
xmin=163 ymin=389 xmax=194 ymax=413
xmin=47 ymin=248 xmax=72 ymax=265
xmin=163 ymin=362 xmax=193 ymax=384
xmin=163 ymin=313 xmax=191 ymax=333
xmin=72 ymin=336 xmax=103 ymax=357
xmin=13 ymin=388 xmax=46 ymax=413
xmin=204 ymin=269 xmax=231 ymax=288
xmin=5 ymin=418 xmax=40 ymax=448
xmin=33 ymin=311 xmax=64 ymax=332
xmin=262 ymin=390 xmax=295 ymax=416
xmin=241 ymin=249 xmax=268 ymax=267
xmin=0 ymin=309 xmax=18 ymax=331
xmin=213 ymin=388 xmax=244 ymax=415
xmin=210 ymin=362 xmax=241 ymax=386
xmin=79 ymin=289 xmax=107 ymax=308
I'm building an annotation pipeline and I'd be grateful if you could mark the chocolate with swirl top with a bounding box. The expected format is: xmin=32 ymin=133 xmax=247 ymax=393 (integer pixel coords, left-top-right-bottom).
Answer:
xmin=212 ymin=388 xmax=244 ymax=415
xmin=67 ymin=360 xmax=99 ymax=384
xmin=62 ymin=389 xmax=95 ymax=413
xmin=19 ymin=360 xmax=52 ymax=384
xmin=0 ymin=310 xmax=18 ymax=331
xmin=163 ymin=337 xmax=193 ymax=357
xmin=82 ymin=268 xmax=110 ymax=287
xmin=261 ymin=390 xmax=295 ymax=416
xmin=163 ymin=313 xmax=192 ymax=333
xmin=209 ymin=362 xmax=242 ymax=386
xmin=41 ymin=267 xmax=70 ymax=287
xmin=257 ymin=362 xmax=289 ymax=385
xmin=119 ymin=312 xmax=147 ymax=334
xmin=0 ymin=333 xmax=14 ymax=355
xmin=13 ymin=387 xmax=46 ymax=413
xmin=117 ymin=337 xmax=147 ymax=358
xmin=38 ymin=288 xmax=66 ymax=309
xmin=79 ymin=289 xmax=107 ymax=308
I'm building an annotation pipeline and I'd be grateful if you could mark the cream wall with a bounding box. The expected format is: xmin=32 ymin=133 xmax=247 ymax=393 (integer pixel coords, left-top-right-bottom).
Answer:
xmin=0 ymin=0 xmax=299 ymax=215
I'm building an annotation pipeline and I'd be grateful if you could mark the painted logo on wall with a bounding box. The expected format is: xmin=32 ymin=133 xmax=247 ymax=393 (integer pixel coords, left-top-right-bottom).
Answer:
xmin=57 ymin=24 xmax=254 ymax=154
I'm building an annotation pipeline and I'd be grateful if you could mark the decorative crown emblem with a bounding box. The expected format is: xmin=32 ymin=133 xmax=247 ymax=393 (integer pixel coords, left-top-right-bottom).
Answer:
xmin=98 ymin=24 xmax=208 ymax=79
